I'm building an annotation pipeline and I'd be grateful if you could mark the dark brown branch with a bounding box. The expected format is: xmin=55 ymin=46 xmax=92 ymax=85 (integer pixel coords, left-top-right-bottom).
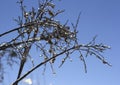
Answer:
xmin=0 ymin=22 xmax=35 ymax=37
xmin=0 ymin=27 xmax=22 ymax=37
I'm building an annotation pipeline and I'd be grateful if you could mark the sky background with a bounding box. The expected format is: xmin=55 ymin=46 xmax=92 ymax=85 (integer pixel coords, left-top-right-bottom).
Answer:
xmin=0 ymin=0 xmax=120 ymax=85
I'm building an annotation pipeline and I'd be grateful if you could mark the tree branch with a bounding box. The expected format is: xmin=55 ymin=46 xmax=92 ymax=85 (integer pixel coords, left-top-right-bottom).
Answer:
xmin=12 ymin=45 xmax=77 ymax=85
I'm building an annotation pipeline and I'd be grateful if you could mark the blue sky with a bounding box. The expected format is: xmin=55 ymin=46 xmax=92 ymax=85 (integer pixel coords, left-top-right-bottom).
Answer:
xmin=0 ymin=0 xmax=120 ymax=85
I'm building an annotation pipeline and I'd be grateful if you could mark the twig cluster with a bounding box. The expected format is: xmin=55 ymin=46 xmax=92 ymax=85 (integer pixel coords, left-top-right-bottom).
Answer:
xmin=0 ymin=0 xmax=111 ymax=84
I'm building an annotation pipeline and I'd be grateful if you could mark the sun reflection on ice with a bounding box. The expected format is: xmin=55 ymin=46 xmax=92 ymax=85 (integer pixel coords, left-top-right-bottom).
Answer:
xmin=23 ymin=78 xmax=32 ymax=85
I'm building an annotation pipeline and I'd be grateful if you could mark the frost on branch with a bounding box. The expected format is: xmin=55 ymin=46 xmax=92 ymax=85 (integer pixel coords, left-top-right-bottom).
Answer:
xmin=0 ymin=0 xmax=111 ymax=84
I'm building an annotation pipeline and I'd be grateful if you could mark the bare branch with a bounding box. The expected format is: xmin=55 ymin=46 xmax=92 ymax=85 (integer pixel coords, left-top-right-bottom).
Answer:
xmin=0 ymin=0 xmax=111 ymax=84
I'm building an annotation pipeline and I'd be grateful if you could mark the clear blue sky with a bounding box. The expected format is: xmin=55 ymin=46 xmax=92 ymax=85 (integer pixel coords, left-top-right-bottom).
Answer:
xmin=0 ymin=0 xmax=120 ymax=85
